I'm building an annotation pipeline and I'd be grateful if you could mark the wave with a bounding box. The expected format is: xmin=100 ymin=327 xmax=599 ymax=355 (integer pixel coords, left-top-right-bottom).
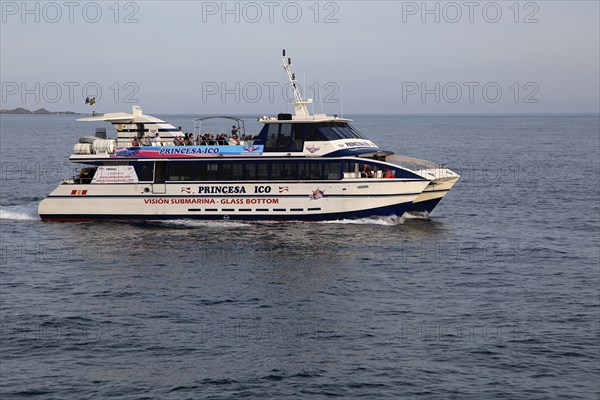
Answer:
xmin=155 ymin=219 xmax=250 ymax=228
xmin=319 ymin=215 xmax=404 ymax=226
xmin=0 ymin=203 xmax=39 ymax=220
xmin=402 ymin=211 xmax=432 ymax=220
xmin=158 ymin=216 xmax=405 ymax=227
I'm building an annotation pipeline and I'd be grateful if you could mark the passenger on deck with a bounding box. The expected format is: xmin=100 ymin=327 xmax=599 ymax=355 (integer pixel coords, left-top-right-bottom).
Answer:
xmin=231 ymin=125 xmax=240 ymax=136
xmin=189 ymin=133 xmax=195 ymax=145
xmin=229 ymin=134 xmax=240 ymax=145
xmin=361 ymin=164 xmax=373 ymax=178
xmin=131 ymin=138 xmax=140 ymax=146
xmin=384 ymin=169 xmax=395 ymax=178
xmin=152 ymin=133 xmax=161 ymax=145
xmin=173 ymin=136 xmax=184 ymax=146
xmin=183 ymin=134 xmax=190 ymax=146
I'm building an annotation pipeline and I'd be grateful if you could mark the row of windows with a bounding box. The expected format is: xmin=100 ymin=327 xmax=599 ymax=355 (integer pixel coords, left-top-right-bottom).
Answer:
xmin=133 ymin=161 xmax=391 ymax=182
xmin=263 ymin=122 xmax=367 ymax=151
xmin=318 ymin=122 xmax=367 ymax=140
xmin=168 ymin=161 xmax=344 ymax=181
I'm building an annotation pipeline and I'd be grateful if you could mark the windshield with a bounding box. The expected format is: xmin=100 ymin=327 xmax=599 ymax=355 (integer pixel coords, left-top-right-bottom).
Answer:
xmin=316 ymin=122 xmax=367 ymax=140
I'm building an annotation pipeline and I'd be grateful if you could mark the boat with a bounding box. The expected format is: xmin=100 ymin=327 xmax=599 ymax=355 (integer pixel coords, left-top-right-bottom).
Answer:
xmin=38 ymin=50 xmax=459 ymax=221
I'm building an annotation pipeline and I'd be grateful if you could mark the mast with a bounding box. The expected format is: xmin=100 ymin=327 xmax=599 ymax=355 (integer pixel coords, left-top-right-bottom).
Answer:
xmin=281 ymin=49 xmax=313 ymax=118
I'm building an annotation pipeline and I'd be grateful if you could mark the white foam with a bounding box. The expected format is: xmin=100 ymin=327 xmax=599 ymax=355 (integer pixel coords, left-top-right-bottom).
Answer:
xmin=0 ymin=204 xmax=40 ymax=220
xmin=319 ymin=216 xmax=404 ymax=226
xmin=157 ymin=219 xmax=250 ymax=228
xmin=402 ymin=211 xmax=432 ymax=220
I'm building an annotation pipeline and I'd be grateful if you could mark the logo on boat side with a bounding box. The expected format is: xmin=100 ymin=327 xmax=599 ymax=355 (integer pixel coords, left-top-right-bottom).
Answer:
xmin=310 ymin=188 xmax=325 ymax=200
xmin=243 ymin=145 xmax=260 ymax=153
xmin=345 ymin=141 xmax=376 ymax=148
xmin=306 ymin=145 xmax=321 ymax=153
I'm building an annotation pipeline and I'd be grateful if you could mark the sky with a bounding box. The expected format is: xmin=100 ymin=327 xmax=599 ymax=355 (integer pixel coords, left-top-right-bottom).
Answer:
xmin=1 ymin=0 xmax=599 ymax=115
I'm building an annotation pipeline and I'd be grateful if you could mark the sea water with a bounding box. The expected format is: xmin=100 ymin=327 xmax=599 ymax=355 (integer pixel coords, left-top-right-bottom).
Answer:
xmin=1 ymin=114 xmax=598 ymax=399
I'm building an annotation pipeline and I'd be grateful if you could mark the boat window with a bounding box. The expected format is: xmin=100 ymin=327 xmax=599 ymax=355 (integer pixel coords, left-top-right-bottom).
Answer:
xmin=220 ymin=163 xmax=243 ymax=181
xmin=168 ymin=162 xmax=196 ymax=181
xmin=159 ymin=160 xmax=353 ymax=182
xmin=306 ymin=125 xmax=325 ymax=141
xmin=290 ymin=124 xmax=305 ymax=151
xmin=196 ymin=163 xmax=208 ymax=180
xmin=324 ymin=162 xmax=342 ymax=180
xmin=272 ymin=162 xmax=292 ymax=180
xmin=276 ymin=124 xmax=292 ymax=151
xmin=332 ymin=125 xmax=352 ymax=139
xmin=134 ymin=163 xmax=154 ymax=181
xmin=309 ymin=162 xmax=323 ymax=180
xmin=180 ymin=163 xmax=195 ymax=181
xmin=154 ymin=162 xmax=166 ymax=184
xmin=203 ymin=163 xmax=218 ymax=180
xmin=315 ymin=122 xmax=367 ymax=140
xmin=298 ymin=162 xmax=323 ymax=180
xmin=244 ymin=163 xmax=258 ymax=180
xmin=343 ymin=162 xmax=359 ymax=173
xmin=347 ymin=124 xmax=367 ymax=139
xmin=266 ymin=124 xmax=279 ymax=148
xmin=297 ymin=163 xmax=308 ymax=180
xmin=256 ymin=163 xmax=270 ymax=179
xmin=76 ymin=167 xmax=97 ymax=184
xmin=319 ymin=125 xmax=344 ymax=140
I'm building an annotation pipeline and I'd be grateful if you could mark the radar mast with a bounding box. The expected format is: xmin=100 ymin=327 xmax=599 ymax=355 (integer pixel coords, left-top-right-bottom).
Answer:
xmin=281 ymin=49 xmax=313 ymax=118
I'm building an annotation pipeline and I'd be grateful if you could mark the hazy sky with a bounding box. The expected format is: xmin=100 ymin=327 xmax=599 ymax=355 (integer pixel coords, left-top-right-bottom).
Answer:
xmin=1 ymin=1 xmax=599 ymax=114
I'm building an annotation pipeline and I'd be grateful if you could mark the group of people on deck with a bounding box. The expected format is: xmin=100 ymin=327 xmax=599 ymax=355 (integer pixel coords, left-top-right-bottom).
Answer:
xmin=132 ymin=125 xmax=257 ymax=147
xmin=361 ymin=164 xmax=395 ymax=178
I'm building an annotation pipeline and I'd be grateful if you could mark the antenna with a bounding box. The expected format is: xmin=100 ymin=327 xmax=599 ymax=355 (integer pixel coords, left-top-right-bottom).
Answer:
xmin=281 ymin=49 xmax=313 ymax=117
xmin=318 ymin=84 xmax=324 ymax=115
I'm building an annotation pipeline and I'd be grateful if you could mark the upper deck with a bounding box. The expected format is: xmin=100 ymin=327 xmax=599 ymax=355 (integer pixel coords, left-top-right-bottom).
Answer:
xmin=71 ymin=50 xmax=391 ymax=161
xmin=70 ymin=107 xmax=390 ymax=162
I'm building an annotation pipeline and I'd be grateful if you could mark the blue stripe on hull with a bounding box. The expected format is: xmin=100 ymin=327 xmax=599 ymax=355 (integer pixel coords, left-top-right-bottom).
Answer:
xmin=39 ymin=202 xmax=412 ymax=222
xmin=406 ymin=197 xmax=443 ymax=214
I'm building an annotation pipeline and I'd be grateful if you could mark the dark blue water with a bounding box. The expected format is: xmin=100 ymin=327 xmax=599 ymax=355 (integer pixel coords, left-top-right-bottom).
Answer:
xmin=1 ymin=114 xmax=599 ymax=399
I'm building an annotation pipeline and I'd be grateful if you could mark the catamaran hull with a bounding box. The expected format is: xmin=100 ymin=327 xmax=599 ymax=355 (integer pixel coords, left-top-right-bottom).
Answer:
xmin=406 ymin=177 xmax=460 ymax=215
xmin=39 ymin=180 xmax=430 ymax=222
xmin=38 ymin=203 xmax=416 ymax=222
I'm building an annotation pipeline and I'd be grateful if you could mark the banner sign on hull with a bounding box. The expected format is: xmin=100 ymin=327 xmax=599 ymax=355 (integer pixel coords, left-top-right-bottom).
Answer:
xmin=110 ymin=145 xmax=264 ymax=159
xmin=92 ymin=166 xmax=139 ymax=183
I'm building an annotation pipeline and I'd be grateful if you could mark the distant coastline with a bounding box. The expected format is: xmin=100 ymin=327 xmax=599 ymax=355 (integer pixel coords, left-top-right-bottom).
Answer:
xmin=0 ymin=107 xmax=78 ymax=115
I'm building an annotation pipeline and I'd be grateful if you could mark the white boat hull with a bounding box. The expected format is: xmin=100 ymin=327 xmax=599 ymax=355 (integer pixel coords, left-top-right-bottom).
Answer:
xmin=406 ymin=176 xmax=460 ymax=215
xmin=39 ymin=180 xmax=430 ymax=221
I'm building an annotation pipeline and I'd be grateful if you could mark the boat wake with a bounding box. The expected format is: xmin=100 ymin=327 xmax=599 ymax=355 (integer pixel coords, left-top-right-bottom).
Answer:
xmin=156 ymin=219 xmax=250 ymax=229
xmin=403 ymin=211 xmax=432 ymax=220
xmin=0 ymin=203 xmax=40 ymax=220
xmin=319 ymin=215 xmax=404 ymax=226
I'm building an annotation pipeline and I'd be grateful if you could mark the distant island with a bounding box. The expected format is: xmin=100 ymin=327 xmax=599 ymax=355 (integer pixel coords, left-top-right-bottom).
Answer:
xmin=0 ymin=107 xmax=78 ymax=115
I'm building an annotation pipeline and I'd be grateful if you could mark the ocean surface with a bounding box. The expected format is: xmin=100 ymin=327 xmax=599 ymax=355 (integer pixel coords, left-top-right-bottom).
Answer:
xmin=0 ymin=113 xmax=598 ymax=399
